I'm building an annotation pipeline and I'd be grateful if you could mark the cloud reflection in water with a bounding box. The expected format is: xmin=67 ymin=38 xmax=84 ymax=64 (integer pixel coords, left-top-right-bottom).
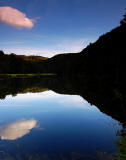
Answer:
xmin=0 ymin=119 xmax=37 ymax=140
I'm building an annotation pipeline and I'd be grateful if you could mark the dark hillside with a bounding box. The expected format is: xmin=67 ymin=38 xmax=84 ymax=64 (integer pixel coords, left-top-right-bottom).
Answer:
xmin=79 ymin=24 xmax=126 ymax=78
xmin=0 ymin=52 xmax=48 ymax=74
xmin=48 ymin=24 xmax=126 ymax=86
xmin=0 ymin=20 xmax=126 ymax=82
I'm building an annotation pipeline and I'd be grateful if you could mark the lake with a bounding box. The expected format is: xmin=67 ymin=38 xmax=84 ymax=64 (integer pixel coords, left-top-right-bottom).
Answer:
xmin=0 ymin=76 xmax=125 ymax=160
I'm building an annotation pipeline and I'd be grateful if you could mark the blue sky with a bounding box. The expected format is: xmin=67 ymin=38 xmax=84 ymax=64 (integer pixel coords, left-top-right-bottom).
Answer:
xmin=0 ymin=0 xmax=126 ymax=57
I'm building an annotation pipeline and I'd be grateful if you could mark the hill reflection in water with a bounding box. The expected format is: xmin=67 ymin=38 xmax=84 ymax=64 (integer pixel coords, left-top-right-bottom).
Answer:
xmin=0 ymin=76 xmax=126 ymax=160
xmin=0 ymin=75 xmax=125 ymax=123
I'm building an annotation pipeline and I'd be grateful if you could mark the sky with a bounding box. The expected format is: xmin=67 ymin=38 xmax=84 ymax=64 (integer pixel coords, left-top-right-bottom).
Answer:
xmin=0 ymin=0 xmax=126 ymax=57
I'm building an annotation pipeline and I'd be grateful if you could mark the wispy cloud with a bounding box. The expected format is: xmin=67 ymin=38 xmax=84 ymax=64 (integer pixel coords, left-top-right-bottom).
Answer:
xmin=59 ymin=96 xmax=92 ymax=109
xmin=0 ymin=119 xmax=37 ymax=140
xmin=5 ymin=91 xmax=93 ymax=110
xmin=5 ymin=91 xmax=63 ymax=101
xmin=3 ymin=47 xmax=59 ymax=57
xmin=56 ymin=38 xmax=93 ymax=53
xmin=0 ymin=41 xmax=24 ymax=45
xmin=0 ymin=6 xmax=35 ymax=29
xmin=3 ymin=38 xmax=95 ymax=57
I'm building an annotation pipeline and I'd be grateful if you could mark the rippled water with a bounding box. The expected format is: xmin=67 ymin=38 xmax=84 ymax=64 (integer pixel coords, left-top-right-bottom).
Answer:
xmin=0 ymin=90 xmax=121 ymax=160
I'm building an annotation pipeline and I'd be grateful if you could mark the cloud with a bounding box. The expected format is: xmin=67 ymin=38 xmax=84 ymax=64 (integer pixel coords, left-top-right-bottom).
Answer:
xmin=5 ymin=91 xmax=64 ymax=101
xmin=56 ymin=38 xmax=86 ymax=53
xmin=0 ymin=119 xmax=37 ymax=140
xmin=0 ymin=41 xmax=24 ymax=45
xmin=3 ymin=38 xmax=95 ymax=57
xmin=3 ymin=47 xmax=61 ymax=58
xmin=1 ymin=37 xmax=96 ymax=58
xmin=55 ymin=38 xmax=96 ymax=54
xmin=4 ymin=91 xmax=94 ymax=110
xmin=0 ymin=6 xmax=34 ymax=29
xmin=59 ymin=96 xmax=92 ymax=109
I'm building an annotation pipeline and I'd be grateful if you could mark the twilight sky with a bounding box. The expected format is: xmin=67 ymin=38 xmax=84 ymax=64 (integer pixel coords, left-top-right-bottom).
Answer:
xmin=0 ymin=0 xmax=126 ymax=57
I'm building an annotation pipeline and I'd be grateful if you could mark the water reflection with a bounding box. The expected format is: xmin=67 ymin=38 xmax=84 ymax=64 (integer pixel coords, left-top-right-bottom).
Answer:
xmin=0 ymin=119 xmax=37 ymax=140
xmin=0 ymin=76 xmax=125 ymax=123
xmin=0 ymin=76 xmax=125 ymax=159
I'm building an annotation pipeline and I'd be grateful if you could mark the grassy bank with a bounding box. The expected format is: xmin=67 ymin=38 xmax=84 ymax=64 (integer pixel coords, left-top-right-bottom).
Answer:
xmin=0 ymin=73 xmax=56 ymax=79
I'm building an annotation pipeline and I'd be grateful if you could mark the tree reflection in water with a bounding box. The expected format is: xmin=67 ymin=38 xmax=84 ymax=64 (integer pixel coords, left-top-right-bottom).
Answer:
xmin=0 ymin=75 xmax=126 ymax=160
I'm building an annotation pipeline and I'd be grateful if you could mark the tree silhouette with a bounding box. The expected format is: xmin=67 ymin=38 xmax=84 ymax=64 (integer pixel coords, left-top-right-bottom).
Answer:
xmin=0 ymin=50 xmax=4 ymax=56
xmin=120 ymin=10 xmax=126 ymax=25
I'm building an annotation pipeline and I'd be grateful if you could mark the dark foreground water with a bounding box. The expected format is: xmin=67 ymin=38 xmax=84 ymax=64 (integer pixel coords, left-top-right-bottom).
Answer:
xmin=0 ymin=90 xmax=122 ymax=160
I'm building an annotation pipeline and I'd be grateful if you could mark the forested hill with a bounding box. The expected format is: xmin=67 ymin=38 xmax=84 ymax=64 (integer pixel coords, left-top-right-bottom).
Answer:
xmin=0 ymin=21 xmax=126 ymax=83
xmin=48 ymin=23 xmax=126 ymax=83
xmin=0 ymin=52 xmax=48 ymax=74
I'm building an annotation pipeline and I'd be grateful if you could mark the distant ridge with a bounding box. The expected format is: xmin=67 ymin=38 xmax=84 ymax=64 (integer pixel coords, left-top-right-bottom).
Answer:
xmin=48 ymin=23 xmax=126 ymax=84
xmin=0 ymin=51 xmax=48 ymax=74
xmin=0 ymin=21 xmax=126 ymax=84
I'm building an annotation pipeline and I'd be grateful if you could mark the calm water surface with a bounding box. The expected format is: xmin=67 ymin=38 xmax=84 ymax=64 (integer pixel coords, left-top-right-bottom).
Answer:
xmin=0 ymin=90 xmax=120 ymax=160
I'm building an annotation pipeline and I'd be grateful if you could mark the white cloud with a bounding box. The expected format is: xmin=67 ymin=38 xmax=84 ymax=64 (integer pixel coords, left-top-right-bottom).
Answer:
xmin=5 ymin=91 xmax=66 ymax=101
xmin=0 ymin=6 xmax=35 ymax=29
xmin=4 ymin=91 xmax=95 ymax=110
xmin=0 ymin=119 xmax=37 ymax=140
xmin=3 ymin=47 xmax=59 ymax=58
xmin=2 ymin=38 xmax=95 ymax=57
xmin=59 ymin=96 xmax=92 ymax=109
xmin=56 ymin=38 xmax=86 ymax=53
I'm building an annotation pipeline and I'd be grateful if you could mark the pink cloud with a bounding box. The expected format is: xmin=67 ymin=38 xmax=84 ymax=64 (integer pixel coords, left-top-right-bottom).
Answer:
xmin=0 ymin=6 xmax=35 ymax=29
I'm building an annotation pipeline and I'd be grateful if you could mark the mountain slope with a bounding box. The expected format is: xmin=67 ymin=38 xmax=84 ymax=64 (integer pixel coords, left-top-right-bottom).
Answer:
xmin=0 ymin=52 xmax=48 ymax=74
xmin=0 ymin=24 xmax=126 ymax=81
xmin=49 ymin=24 xmax=126 ymax=84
